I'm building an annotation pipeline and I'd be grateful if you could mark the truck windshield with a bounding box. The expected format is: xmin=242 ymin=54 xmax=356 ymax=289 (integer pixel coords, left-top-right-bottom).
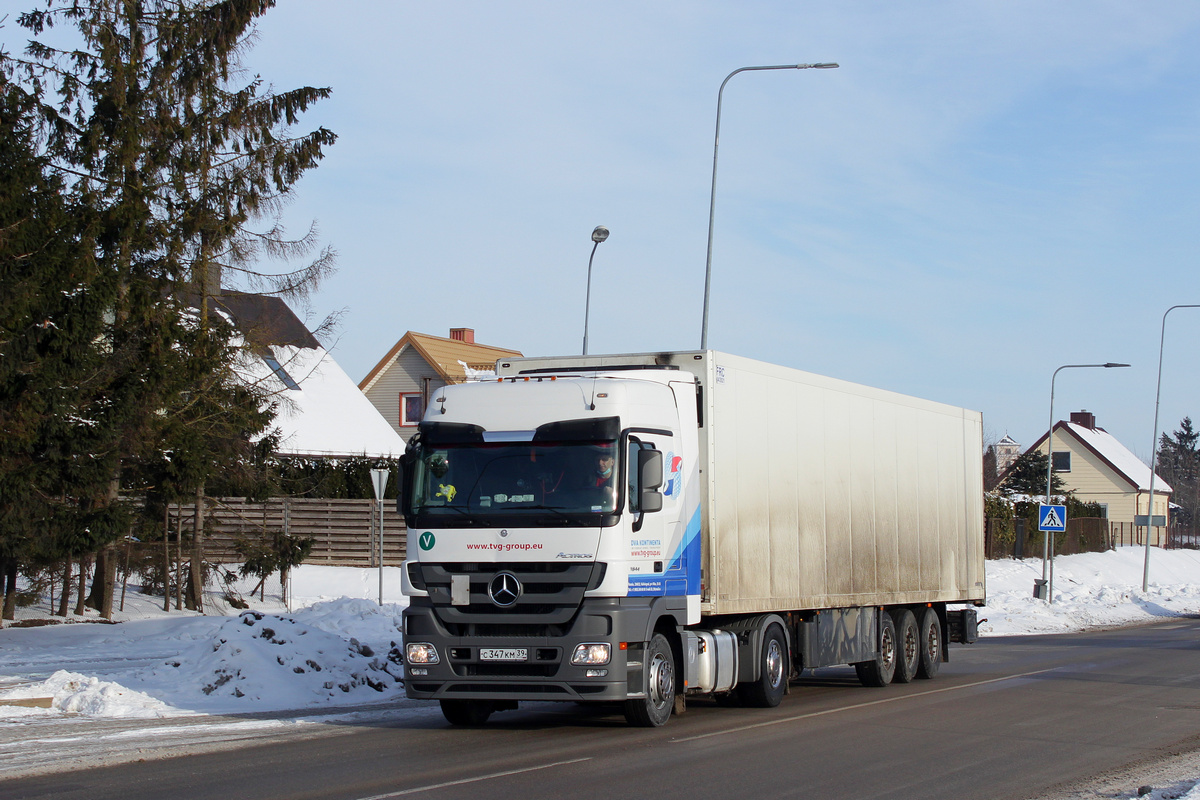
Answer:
xmin=410 ymin=440 xmax=620 ymax=525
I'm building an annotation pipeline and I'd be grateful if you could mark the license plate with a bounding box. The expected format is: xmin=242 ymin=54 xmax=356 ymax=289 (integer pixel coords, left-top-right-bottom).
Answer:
xmin=479 ymin=648 xmax=527 ymax=662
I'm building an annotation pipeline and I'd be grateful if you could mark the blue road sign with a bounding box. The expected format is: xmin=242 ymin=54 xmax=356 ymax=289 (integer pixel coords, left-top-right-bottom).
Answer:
xmin=1038 ymin=504 xmax=1067 ymax=532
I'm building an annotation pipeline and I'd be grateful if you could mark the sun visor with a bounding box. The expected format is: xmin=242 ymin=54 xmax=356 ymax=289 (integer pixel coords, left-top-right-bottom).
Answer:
xmin=418 ymin=421 xmax=485 ymax=445
xmin=533 ymin=416 xmax=620 ymax=442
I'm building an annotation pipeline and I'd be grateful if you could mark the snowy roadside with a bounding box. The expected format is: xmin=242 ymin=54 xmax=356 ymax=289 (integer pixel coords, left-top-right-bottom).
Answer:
xmin=2 ymin=548 xmax=1200 ymax=790
xmin=0 ymin=566 xmax=437 ymax=779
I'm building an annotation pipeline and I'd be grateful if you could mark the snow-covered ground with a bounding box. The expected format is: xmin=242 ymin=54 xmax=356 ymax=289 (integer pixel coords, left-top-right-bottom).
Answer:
xmin=2 ymin=548 xmax=1200 ymax=797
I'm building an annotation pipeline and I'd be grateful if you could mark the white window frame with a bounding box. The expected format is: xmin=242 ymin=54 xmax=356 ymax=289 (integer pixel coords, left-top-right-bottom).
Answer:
xmin=400 ymin=392 xmax=423 ymax=427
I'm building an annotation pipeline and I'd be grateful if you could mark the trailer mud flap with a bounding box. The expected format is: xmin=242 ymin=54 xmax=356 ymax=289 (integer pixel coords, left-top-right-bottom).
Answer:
xmin=947 ymin=608 xmax=978 ymax=644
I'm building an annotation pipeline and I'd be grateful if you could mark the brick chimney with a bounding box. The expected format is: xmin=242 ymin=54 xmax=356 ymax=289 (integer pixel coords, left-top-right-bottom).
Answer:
xmin=449 ymin=328 xmax=475 ymax=344
xmin=1070 ymin=410 xmax=1096 ymax=429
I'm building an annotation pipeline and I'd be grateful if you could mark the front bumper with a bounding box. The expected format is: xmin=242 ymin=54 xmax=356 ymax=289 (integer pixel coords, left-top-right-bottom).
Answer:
xmin=402 ymin=596 xmax=653 ymax=702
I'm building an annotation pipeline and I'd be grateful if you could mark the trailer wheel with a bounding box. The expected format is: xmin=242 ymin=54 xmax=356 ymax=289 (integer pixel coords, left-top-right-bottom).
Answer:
xmin=738 ymin=623 xmax=788 ymax=708
xmin=623 ymin=633 xmax=675 ymax=727
xmin=440 ymin=699 xmax=493 ymax=726
xmin=890 ymin=608 xmax=920 ymax=684
xmin=854 ymin=610 xmax=897 ymax=687
xmin=916 ymin=607 xmax=941 ymax=679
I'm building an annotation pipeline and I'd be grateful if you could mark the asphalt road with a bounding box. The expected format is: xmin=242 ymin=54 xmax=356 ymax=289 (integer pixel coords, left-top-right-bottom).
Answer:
xmin=4 ymin=617 xmax=1200 ymax=800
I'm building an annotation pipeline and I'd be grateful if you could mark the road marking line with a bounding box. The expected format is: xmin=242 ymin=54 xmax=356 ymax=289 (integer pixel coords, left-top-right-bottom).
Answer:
xmin=354 ymin=757 xmax=593 ymax=799
xmin=671 ymin=668 xmax=1058 ymax=743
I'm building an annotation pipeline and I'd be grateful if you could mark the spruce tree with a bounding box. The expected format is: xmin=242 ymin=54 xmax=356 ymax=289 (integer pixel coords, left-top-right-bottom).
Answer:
xmin=1156 ymin=418 xmax=1199 ymax=530
xmin=0 ymin=81 xmax=118 ymax=617
xmin=998 ymin=449 xmax=1067 ymax=499
xmin=6 ymin=0 xmax=337 ymax=615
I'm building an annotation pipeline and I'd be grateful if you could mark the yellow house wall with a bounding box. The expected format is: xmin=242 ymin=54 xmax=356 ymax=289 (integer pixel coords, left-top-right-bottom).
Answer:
xmin=1035 ymin=431 xmax=1168 ymax=526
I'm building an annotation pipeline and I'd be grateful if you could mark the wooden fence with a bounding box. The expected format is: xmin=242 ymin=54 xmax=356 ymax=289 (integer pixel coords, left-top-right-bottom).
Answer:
xmin=167 ymin=497 xmax=407 ymax=566
xmin=986 ymin=516 xmax=1198 ymax=559
xmin=1108 ymin=522 xmax=1190 ymax=549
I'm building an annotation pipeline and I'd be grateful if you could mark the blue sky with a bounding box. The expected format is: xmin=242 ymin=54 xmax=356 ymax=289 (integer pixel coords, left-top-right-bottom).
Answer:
xmin=233 ymin=1 xmax=1200 ymax=460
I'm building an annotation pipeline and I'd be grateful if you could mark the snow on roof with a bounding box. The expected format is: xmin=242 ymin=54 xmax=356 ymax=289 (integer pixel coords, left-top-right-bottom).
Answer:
xmin=997 ymin=434 xmax=1019 ymax=446
xmin=1061 ymin=422 xmax=1172 ymax=494
xmin=245 ymin=343 xmax=406 ymax=459
xmin=211 ymin=292 xmax=405 ymax=459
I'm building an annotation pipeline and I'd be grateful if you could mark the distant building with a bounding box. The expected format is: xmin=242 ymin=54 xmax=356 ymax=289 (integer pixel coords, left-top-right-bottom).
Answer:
xmin=994 ymin=434 xmax=1021 ymax=475
xmin=1020 ymin=409 xmax=1171 ymax=529
xmin=359 ymin=328 xmax=522 ymax=441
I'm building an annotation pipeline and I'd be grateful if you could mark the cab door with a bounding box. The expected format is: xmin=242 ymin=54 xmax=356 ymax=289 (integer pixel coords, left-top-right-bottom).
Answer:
xmin=625 ymin=431 xmax=686 ymax=597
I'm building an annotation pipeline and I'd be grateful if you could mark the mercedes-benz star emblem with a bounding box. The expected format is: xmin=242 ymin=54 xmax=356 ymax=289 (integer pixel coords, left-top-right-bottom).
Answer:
xmin=488 ymin=572 xmax=522 ymax=607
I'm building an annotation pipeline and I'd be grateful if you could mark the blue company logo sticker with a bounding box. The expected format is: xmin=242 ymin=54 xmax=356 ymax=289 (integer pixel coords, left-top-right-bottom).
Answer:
xmin=418 ymin=531 xmax=436 ymax=551
xmin=664 ymin=452 xmax=683 ymax=497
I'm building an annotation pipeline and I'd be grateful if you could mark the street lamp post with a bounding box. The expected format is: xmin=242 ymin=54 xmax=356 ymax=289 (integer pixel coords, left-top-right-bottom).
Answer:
xmin=582 ymin=225 xmax=609 ymax=355
xmin=1143 ymin=305 xmax=1200 ymax=592
xmin=699 ymin=62 xmax=838 ymax=351
xmin=1041 ymin=362 xmax=1130 ymax=602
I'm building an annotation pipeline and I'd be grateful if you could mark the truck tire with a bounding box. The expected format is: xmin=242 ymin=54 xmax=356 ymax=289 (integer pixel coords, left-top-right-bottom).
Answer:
xmin=440 ymin=699 xmax=493 ymax=726
xmin=890 ymin=608 xmax=920 ymax=684
xmin=854 ymin=610 xmax=897 ymax=687
xmin=916 ymin=607 xmax=941 ymax=679
xmin=738 ymin=623 xmax=788 ymax=708
xmin=623 ymin=633 xmax=675 ymax=727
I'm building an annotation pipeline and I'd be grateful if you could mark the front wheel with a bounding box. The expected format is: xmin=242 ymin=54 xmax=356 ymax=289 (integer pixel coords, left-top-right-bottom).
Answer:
xmin=738 ymin=623 xmax=788 ymax=708
xmin=623 ymin=633 xmax=676 ymax=727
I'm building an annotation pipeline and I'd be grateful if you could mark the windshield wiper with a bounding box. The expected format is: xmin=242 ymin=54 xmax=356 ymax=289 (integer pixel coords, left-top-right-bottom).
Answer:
xmin=423 ymin=504 xmax=476 ymax=525
xmin=515 ymin=504 xmax=603 ymax=525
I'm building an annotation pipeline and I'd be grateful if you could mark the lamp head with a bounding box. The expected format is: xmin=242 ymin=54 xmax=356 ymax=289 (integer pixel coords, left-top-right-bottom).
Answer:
xmin=1103 ymin=363 xmax=1131 ymax=368
xmin=592 ymin=225 xmax=609 ymax=244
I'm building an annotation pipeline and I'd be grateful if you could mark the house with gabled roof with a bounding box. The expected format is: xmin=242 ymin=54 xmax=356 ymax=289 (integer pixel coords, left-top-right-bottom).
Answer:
xmin=358 ymin=328 xmax=522 ymax=441
xmin=1019 ymin=410 xmax=1171 ymax=529
xmin=214 ymin=292 xmax=406 ymax=458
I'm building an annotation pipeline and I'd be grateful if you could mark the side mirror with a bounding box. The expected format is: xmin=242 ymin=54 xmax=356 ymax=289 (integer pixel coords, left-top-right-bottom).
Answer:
xmin=638 ymin=449 xmax=664 ymax=513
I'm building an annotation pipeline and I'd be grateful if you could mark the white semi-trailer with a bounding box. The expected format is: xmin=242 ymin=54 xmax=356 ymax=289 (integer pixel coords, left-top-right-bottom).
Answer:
xmin=398 ymin=351 xmax=984 ymax=727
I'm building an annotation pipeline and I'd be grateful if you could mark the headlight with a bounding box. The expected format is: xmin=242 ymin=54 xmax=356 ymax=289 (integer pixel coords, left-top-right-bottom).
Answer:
xmin=570 ymin=643 xmax=611 ymax=666
xmin=405 ymin=642 xmax=440 ymax=664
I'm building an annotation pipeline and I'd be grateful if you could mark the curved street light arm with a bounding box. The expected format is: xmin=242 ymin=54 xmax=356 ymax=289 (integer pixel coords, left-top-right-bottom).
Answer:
xmin=699 ymin=63 xmax=839 ymax=351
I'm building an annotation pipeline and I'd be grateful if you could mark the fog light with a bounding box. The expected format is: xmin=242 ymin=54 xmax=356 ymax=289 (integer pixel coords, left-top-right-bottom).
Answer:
xmin=409 ymin=668 xmax=428 ymax=676
xmin=570 ymin=643 xmax=611 ymax=666
xmin=405 ymin=643 xmax=440 ymax=664
xmin=585 ymin=669 xmax=608 ymax=677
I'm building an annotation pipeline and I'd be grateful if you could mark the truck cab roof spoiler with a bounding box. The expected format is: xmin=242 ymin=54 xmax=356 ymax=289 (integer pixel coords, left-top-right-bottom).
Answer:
xmin=511 ymin=364 xmax=681 ymax=375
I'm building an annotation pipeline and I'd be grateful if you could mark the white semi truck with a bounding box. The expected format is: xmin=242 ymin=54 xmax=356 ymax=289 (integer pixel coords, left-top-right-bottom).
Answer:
xmin=398 ymin=351 xmax=984 ymax=727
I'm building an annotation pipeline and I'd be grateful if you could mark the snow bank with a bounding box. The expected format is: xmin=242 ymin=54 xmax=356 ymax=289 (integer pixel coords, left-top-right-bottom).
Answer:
xmin=976 ymin=546 xmax=1200 ymax=636
xmin=0 ymin=671 xmax=182 ymax=718
xmin=135 ymin=606 xmax=405 ymax=712
xmin=0 ymin=590 xmax=408 ymax=718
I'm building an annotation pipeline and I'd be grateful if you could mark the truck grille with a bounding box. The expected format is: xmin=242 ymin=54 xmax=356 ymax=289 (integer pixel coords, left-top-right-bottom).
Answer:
xmin=417 ymin=562 xmax=605 ymax=636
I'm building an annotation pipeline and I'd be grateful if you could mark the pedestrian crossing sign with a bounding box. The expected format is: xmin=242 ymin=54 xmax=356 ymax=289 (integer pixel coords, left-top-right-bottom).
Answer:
xmin=1038 ymin=504 xmax=1067 ymax=532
